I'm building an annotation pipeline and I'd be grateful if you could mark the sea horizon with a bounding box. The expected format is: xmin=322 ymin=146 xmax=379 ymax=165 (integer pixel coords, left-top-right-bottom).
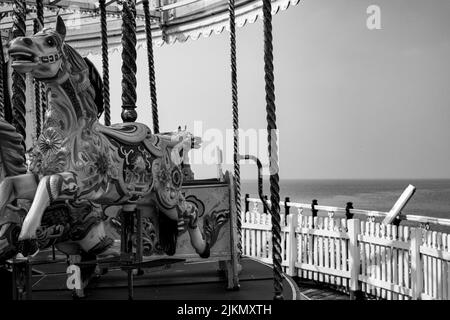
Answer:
xmin=240 ymin=178 xmax=450 ymax=219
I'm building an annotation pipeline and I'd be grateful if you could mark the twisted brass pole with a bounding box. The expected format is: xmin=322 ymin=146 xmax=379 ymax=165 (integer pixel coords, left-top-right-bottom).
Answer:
xmin=33 ymin=19 xmax=41 ymax=137
xmin=11 ymin=0 xmax=27 ymax=146
xmin=99 ymin=0 xmax=111 ymax=126
xmin=142 ymin=0 xmax=159 ymax=133
xmin=120 ymin=0 xmax=137 ymax=123
xmin=262 ymin=0 xmax=283 ymax=300
xmin=229 ymin=0 xmax=241 ymax=257
xmin=36 ymin=0 xmax=46 ymax=131
xmin=0 ymin=29 xmax=5 ymax=120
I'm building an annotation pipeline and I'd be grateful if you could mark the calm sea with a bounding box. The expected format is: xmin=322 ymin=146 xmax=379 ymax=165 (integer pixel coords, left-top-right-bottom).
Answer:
xmin=241 ymin=179 xmax=450 ymax=219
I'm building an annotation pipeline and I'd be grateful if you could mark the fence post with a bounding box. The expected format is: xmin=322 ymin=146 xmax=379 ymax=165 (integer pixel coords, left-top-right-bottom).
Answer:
xmin=311 ymin=199 xmax=318 ymax=228
xmin=245 ymin=194 xmax=250 ymax=213
xmin=411 ymin=228 xmax=423 ymax=300
xmin=284 ymin=197 xmax=290 ymax=225
xmin=348 ymin=219 xmax=361 ymax=300
xmin=345 ymin=202 xmax=354 ymax=219
xmin=287 ymin=210 xmax=298 ymax=277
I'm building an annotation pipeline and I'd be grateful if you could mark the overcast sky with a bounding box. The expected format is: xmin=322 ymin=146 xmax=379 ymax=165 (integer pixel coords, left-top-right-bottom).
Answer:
xmin=88 ymin=0 xmax=450 ymax=180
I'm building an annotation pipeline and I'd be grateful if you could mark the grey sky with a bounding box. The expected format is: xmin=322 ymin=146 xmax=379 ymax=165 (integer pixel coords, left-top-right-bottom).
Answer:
xmin=88 ymin=0 xmax=450 ymax=180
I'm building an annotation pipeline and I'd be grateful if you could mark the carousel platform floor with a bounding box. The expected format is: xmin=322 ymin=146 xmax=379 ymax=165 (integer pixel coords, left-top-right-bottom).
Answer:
xmin=20 ymin=251 xmax=302 ymax=300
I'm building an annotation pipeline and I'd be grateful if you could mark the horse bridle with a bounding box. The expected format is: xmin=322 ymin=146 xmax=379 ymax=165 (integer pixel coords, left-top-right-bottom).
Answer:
xmin=40 ymin=51 xmax=63 ymax=63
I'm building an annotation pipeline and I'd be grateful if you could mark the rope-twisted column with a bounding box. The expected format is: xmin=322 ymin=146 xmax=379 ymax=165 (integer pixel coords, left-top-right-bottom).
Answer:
xmin=99 ymin=0 xmax=110 ymax=126
xmin=11 ymin=0 xmax=27 ymax=144
xmin=33 ymin=19 xmax=41 ymax=137
xmin=0 ymin=32 xmax=5 ymax=120
xmin=36 ymin=0 xmax=47 ymax=127
xmin=120 ymin=0 xmax=137 ymax=123
xmin=262 ymin=0 xmax=283 ymax=300
xmin=142 ymin=0 xmax=159 ymax=133
xmin=229 ymin=0 xmax=241 ymax=257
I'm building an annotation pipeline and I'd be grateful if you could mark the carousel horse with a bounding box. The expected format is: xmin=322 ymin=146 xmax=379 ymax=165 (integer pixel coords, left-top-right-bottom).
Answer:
xmin=1 ymin=16 xmax=217 ymax=260
xmin=0 ymin=119 xmax=118 ymax=264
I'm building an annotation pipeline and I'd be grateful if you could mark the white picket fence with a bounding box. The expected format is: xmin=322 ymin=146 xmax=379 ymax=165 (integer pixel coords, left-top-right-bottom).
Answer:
xmin=242 ymin=198 xmax=450 ymax=300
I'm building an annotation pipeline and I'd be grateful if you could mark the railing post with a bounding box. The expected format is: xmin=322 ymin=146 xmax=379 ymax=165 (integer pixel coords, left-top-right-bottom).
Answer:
xmin=345 ymin=202 xmax=354 ymax=219
xmin=287 ymin=210 xmax=298 ymax=277
xmin=311 ymin=199 xmax=318 ymax=228
xmin=245 ymin=194 xmax=250 ymax=213
xmin=348 ymin=219 xmax=361 ymax=300
xmin=411 ymin=228 xmax=423 ymax=300
xmin=284 ymin=197 xmax=290 ymax=225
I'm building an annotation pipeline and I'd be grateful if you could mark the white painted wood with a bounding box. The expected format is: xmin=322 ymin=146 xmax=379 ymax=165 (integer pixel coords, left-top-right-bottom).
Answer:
xmin=403 ymin=226 xmax=410 ymax=293
xmin=318 ymin=225 xmax=324 ymax=283
xmin=348 ymin=219 xmax=360 ymax=294
xmin=335 ymin=219 xmax=342 ymax=287
xmin=392 ymin=225 xmax=398 ymax=300
xmin=358 ymin=275 xmax=412 ymax=296
xmin=324 ymin=217 xmax=330 ymax=284
xmin=295 ymin=262 xmax=351 ymax=278
xmin=386 ymin=225 xmax=392 ymax=300
xmin=410 ymin=228 xmax=423 ymax=300
xmin=330 ymin=217 xmax=336 ymax=286
xmin=436 ymin=232 xmax=442 ymax=300
xmin=432 ymin=231 xmax=437 ymax=299
xmin=313 ymin=216 xmax=319 ymax=281
xmin=287 ymin=212 xmax=298 ymax=276
xmin=383 ymin=184 xmax=416 ymax=224
xmin=341 ymin=218 xmax=348 ymax=289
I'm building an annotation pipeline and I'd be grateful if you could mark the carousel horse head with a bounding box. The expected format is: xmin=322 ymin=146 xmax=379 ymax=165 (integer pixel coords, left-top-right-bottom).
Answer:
xmin=8 ymin=16 xmax=66 ymax=79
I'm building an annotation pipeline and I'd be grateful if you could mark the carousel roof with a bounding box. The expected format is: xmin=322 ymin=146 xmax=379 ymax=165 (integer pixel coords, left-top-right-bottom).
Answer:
xmin=0 ymin=0 xmax=300 ymax=56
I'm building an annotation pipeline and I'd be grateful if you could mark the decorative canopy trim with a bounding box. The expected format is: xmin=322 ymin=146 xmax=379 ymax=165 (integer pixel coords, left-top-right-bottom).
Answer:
xmin=0 ymin=0 xmax=301 ymax=56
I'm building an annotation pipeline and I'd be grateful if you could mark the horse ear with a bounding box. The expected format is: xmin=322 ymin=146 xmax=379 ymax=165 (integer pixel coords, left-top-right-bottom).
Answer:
xmin=55 ymin=16 xmax=66 ymax=41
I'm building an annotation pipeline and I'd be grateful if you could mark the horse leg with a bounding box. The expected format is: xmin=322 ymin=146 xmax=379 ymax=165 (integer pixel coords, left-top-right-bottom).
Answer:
xmin=19 ymin=172 xmax=77 ymax=240
xmin=0 ymin=174 xmax=39 ymax=212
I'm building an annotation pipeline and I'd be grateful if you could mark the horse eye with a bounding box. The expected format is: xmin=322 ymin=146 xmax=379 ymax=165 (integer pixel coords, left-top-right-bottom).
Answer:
xmin=46 ymin=38 xmax=55 ymax=46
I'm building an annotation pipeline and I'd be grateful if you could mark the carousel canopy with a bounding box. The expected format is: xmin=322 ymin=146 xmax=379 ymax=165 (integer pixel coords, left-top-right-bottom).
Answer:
xmin=0 ymin=0 xmax=300 ymax=56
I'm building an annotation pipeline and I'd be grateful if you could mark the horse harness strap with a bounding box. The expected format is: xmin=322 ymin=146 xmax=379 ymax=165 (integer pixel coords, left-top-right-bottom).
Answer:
xmin=40 ymin=51 xmax=63 ymax=64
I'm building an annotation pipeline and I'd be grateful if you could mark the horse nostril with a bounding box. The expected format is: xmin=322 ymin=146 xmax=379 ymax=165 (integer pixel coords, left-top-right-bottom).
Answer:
xmin=22 ymin=37 xmax=33 ymax=46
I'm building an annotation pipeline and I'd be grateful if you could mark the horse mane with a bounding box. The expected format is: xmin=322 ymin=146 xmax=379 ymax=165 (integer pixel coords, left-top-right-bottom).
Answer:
xmin=63 ymin=43 xmax=104 ymax=119
xmin=84 ymin=57 xmax=104 ymax=119
xmin=0 ymin=120 xmax=26 ymax=177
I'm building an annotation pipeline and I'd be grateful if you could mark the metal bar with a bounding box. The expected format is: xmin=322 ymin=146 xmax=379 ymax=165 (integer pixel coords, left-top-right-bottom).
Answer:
xmin=262 ymin=0 xmax=282 ymax=300
xmin=142 ymin=0 xmax=159 ymax=133
xmin=120 ymin=0 xmax=137 ymax=122
xmin=99 ymin=0 xmax=110 ymax=126
xmin=11 ymin=0 xmax=27 ymax=146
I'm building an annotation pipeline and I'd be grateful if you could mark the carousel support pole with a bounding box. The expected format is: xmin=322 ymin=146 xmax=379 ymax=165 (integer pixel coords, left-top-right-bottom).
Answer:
xmin=99 ymin=0 xmax=110 ymax=126
xmin=11 ymin=0 xmax=27 ymax=146
xmin=36 ymin=0 xmax=47 ymax=127
xmin=229 ymin=0 xmax=242 ymax=260
xmin=121 ymin=0 xmax=137 ymax=123
xmin=0 ymin=28 xmax=6 ymax=120
xmin=120 ymin=0 xmax=138 ymax=299
xmin=33 ymin=19 xmax=41 ymax=137
xmin=142 ymin=0 xmax=159 ymax=133
xmin=262 ymin=0 xmax=283 ymax=300
xmin=135 ymin=208 xmax=144 ymax=275
xmin=121 ymin=204 xmax=136 ymax=300
xmin=36 ymin=0 xmax=47 ymax=124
